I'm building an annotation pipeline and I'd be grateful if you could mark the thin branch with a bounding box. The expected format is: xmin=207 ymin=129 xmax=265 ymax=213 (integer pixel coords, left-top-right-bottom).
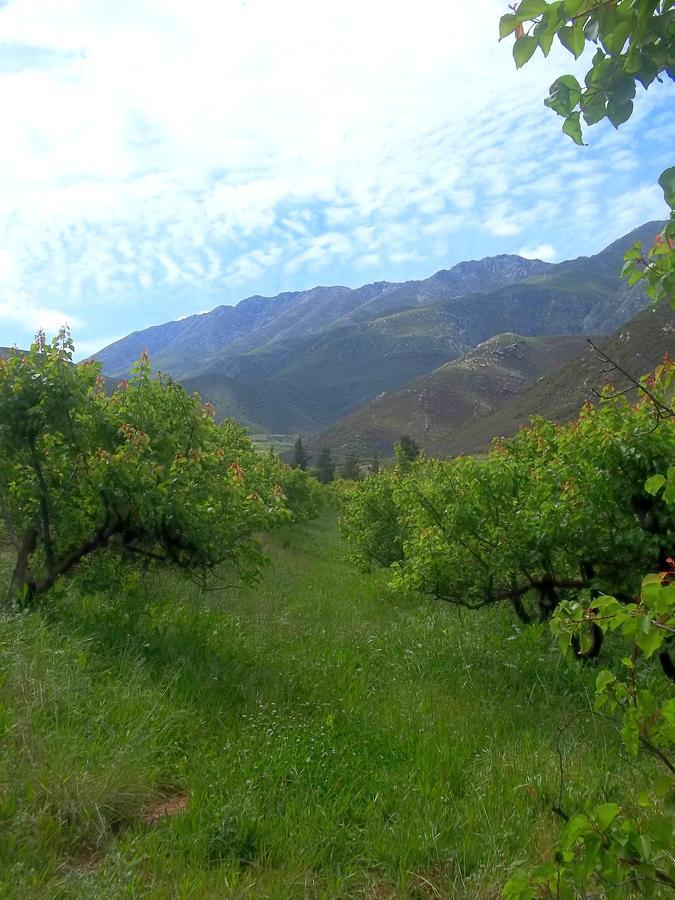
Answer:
xmin=586 ymin=339 xmax=675 ymax=419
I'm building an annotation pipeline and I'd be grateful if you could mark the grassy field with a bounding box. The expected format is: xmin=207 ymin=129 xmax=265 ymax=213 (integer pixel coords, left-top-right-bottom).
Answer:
xmin=248 ymin=433 xmax=297 ymax=456
xmin=0 ymin=513 xmax=654 ymax=898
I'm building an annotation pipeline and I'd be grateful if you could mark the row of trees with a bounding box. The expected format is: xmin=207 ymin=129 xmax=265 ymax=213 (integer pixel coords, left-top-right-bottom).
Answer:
xmin=0 ymin=331 xmax=322 ymax=608
xmin=340 ymin=376 xmax=675 ymax=630
xmin=484 ymin=2 xmax=675 ymax=892
xmin=290 ymin=434 xmax=421 ymax=482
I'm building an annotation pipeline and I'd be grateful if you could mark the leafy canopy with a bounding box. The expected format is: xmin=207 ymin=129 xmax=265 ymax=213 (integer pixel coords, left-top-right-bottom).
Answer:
xmin=341 ymin=368 xmax=675 ymax=625
xmin=0 ymin=330 xmax=294 ymax=606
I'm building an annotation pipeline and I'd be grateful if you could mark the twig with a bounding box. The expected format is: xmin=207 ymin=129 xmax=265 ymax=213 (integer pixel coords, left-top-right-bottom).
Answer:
xmin=586 ymin=339 xmax=675 ymax=420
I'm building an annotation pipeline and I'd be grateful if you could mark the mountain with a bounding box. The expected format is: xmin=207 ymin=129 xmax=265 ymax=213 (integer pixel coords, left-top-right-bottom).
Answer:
xmin=421 ymin=299 xmax=674 ymax=458
xmin=91 ymin=221 xmax=664 ymax=432
xmin=93 ymin=255 xmax=552 ymax=380
xmin=308 ymin=333 xmax=592 ymax=458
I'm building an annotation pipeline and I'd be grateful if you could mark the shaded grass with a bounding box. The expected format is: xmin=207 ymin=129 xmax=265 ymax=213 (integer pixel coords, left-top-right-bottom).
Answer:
xmin=0 ymin=514 xmax=656 ymax=897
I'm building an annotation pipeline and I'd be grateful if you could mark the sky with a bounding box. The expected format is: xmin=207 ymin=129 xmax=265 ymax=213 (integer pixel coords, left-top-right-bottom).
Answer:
xmin=0 ymin=0 xmax=672 ymax=358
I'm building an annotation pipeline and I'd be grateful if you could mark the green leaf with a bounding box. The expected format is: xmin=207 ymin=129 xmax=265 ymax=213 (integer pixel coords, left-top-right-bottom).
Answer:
xmin=503 ymin=871 xmax=535 ymax=900
xmin=661 ymin=699 xmax=675 ymax=728
xmin=516 ymin=0 xmax=549 ymax=17
xmin=601 ymin=20 xmax=631 ymax=56
xmin=499 ymin=14 xmax=519 ymax=39
xmin=596 ymin=670 xmax=616 ymax=692
xmin=581 ymin=90 xmax=606 ymax=125
xmin=594 ymin=802 xmax=620 ymax=833
xmin=562 ymin=813 xmax=592 ymax=847
xmin=534 ymin=20 xmax=555 ymax=56
xmin=658 ymin=166 xmax=675 ymax=209
xmin=635 ymin=59 xmax=658 ymax=89
xmin=558 ymin=22 xmax=585 ymax=58
xmin=624 ymin=242 xmax=643 ymax=261
xmin=635 ymin=626 xmax=662 ymax=658
xmin=612 ymin=75 xmax=637 ymax=104
xmin=562 ymin=111 xmax=585 ymax=144
xmin=645 ymin=474 xmax=666 ymax=495
xmin=584 ymin=16 xmax=599 ymax=42
xmin=546 ymin=74 xmax=582 ymax=116
xmin=513 ymin=36 xmax=539 ymax=68
xmin=606 ymin=97 xmax=633 ymax=128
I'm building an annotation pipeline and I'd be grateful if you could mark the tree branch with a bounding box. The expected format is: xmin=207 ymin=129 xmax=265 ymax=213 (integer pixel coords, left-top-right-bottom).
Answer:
xmin=586 ymin=340 xmax=675 ymax=420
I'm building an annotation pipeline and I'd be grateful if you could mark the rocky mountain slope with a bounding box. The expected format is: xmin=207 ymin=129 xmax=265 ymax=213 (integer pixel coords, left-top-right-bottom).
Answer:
xmin=308 ymin=333 xmax=592 ymax=458
xmin=91 ymin=221 xmax=664 ymax=433
xmin=425 ymin=300 xmax=674 ymax=458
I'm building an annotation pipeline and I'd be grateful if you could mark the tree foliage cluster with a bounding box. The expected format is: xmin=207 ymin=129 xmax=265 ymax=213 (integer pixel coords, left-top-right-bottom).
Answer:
xmin=341 ymin=362 xmax=675 ymax=639
xmin=0 ymin=331 xmax=319 ymax=608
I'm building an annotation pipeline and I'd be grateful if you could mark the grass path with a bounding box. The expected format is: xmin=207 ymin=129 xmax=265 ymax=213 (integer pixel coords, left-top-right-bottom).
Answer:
xmin=0 ymin=513 xmax=647 ymax=897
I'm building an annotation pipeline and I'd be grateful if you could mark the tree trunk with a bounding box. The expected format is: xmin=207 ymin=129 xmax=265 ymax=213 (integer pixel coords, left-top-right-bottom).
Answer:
xmin=4 ymin=528 xmax=37 ymax=609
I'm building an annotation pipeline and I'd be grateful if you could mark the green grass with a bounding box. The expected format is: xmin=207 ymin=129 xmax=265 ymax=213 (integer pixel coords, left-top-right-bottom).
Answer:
xmin=248 ymin=433 xmax=297 ymax=455
xmin=0 ymin=514 xmax=654 ymax=897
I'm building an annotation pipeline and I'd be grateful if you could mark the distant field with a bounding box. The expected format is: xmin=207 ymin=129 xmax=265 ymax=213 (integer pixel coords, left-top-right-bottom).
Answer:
xmin=248 ymin=432 xmax=297 ymax=455
xmin=0 ymin=514 xmax=658 ymax=897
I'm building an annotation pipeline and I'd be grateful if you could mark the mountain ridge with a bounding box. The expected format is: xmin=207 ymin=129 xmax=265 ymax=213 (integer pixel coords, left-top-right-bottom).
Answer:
xmin=91 ymin=221 xmax=665 ymax=433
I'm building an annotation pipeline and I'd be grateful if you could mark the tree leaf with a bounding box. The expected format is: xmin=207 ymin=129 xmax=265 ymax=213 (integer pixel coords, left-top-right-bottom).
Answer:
xmin=513 ymin=36 xmax=539 ymax=68
xmin=635 ymin=627 xmax=663 ymax=658
xmin=594 ymin=802 xmax=620 ymax=833
xmin=658 ymin=166 xmax=675 ymax=208
xmin=596 ymin=670 xmax=616 ymax=692
xmin=558 ymin=22 xmax=585 ymax=58
xmin=499 ymin=14 xmax=519 ymax=39
xmin=581 ymin=90 xmax=606 ymax=125
xmin=516 ymin=0 xmax=549 ymax=18
xmin=562 ymin=111 xmax=585 ymax=144
xmin=606 ymin=97 xmax=633 ymax=128
xmin=645 ymin=474 xmax=666 ymax=496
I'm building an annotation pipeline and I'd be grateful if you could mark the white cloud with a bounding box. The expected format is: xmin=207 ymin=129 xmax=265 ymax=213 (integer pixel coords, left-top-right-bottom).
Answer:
xmin=355 ymin=253 xmax=380 ymax=268
xmin=0 ymin=296 xmax=83 ymax=335
xmin=0 ymin=0 xmax=670 ymax=350
xmin=518 ymin=244 xmax=558 ymax=262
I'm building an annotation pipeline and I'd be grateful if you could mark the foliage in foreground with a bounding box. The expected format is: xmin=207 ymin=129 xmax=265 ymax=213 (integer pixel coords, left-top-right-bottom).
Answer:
xmin=0 ymin=331 xmax=319 ymax=608
xmin=505 ymin=563 xmax=675 ymax=897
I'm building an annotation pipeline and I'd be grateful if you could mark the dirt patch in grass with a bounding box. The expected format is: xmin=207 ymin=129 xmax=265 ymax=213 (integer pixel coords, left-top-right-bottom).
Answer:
xmin=143 ymin=792 xmax=189 ymax=825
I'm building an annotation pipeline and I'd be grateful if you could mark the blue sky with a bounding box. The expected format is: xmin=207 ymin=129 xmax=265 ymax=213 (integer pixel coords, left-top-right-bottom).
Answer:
xmin=0 ymin=0 xmax=672 ymax=358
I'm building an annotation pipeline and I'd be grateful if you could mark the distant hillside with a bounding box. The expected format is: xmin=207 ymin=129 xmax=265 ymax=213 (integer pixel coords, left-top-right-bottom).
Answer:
xmin=308 ymin=334 xmax=591 ymax=457
xmin=432 ymin=300 xmax=674 ymax=458
xmin=92 ymin=221 xmax=664 ymax=433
